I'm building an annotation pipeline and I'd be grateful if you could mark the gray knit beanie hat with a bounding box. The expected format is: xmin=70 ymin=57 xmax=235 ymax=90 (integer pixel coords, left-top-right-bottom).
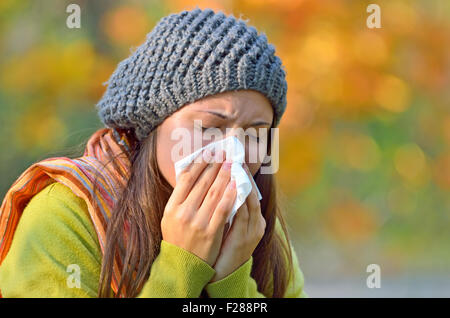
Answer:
xmin=96 ymin=7 xmax=288 ymax=141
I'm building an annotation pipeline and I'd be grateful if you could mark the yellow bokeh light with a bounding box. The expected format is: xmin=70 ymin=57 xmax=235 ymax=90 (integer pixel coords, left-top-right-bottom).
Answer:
xmin=16 ymin=107 xmax=67 ymax=152
xmin=394 ymin=143 xmax=429 ymax=186
xmin=384 ymin=0 xmax=419 ymax=35
xmin=297 ymin=28 xmax=340 ymax=74
xmin=101 ymin=6 xmax=151 ymax=47
xmin=352 ymin=30 xmax=389 ymax=67
xmin=334 ymin=133 xmax=380 ymax=172
xmin=375 ymin=75 xmax=411 ymax=113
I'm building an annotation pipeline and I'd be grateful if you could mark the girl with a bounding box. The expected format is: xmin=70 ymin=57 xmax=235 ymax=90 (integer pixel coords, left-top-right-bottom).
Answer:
xmin=0 ymin=8 xmax=306 ymax=298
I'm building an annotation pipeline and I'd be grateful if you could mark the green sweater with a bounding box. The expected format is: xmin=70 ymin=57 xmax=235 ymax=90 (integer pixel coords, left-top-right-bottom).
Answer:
xmin=0 ymin=182 xmax=307 ymax=298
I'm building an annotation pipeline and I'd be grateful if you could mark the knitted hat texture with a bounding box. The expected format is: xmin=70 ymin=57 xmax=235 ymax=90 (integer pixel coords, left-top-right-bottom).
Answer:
xmin=96 ymin=7 xmax=288 ymax=141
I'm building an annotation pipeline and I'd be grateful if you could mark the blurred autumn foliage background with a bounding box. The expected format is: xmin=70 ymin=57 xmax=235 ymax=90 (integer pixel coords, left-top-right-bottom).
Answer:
xmin=1 ymin=0 xmax=449 ymax=296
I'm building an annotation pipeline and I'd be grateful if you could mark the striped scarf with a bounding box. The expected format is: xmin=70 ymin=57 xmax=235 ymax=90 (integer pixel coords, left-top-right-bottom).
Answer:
xmin=0 ymin=128 xmax=133 ymax=297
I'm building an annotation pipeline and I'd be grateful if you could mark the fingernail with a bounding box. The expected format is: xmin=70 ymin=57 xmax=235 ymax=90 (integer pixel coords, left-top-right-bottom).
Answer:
xmin=228 ymin=179 xmax=236 ymax=189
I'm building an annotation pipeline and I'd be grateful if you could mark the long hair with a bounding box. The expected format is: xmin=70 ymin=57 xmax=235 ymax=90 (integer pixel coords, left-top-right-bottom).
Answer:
xmin=96 ymin=127 xmax=294 ymax=298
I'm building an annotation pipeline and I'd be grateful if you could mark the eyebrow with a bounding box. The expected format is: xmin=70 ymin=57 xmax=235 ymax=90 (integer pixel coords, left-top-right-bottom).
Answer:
xmin=195 ymin=110 xmax=271 ymax=127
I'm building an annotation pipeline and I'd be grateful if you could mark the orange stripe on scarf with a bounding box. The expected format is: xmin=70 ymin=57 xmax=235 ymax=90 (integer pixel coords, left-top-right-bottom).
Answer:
xmin=0 ymin=128 xmax=132 ymax=297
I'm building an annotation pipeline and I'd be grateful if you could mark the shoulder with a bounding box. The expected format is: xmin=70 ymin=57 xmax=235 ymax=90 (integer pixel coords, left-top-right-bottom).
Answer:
xmin=12 ymin=181 xmax=101 ymax=259
xmin=0 ymin=182 xmax=102 ymax=297
xmin=32 ymin=181 xmax=88 ymax=213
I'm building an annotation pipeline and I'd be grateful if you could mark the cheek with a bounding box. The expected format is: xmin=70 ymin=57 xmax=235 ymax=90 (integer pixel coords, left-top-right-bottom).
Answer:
xmin=156 ymin=122 xmax=199 ymax=188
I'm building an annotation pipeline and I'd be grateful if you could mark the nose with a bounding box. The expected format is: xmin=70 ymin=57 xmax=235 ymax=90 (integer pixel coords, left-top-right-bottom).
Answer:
xmin=221 ymin=128 xmax=252 ymax=163
xmin=223 ymin=127 xmax=245 ymax=142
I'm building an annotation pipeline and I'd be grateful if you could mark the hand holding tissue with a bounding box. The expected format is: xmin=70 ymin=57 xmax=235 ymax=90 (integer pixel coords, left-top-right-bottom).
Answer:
xmin=174 ymin=136 xmax=262 ymax=228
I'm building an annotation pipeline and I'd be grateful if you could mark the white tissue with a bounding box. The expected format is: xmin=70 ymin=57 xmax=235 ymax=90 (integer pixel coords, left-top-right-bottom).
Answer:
xmin=174 ymin=136 xmax=262 ymax=228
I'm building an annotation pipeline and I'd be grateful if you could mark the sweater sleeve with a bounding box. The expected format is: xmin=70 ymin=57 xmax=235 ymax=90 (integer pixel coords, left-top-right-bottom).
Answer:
xmin=204 ymin=217 xmax=308 ymax=298
xmin=137 ymin=240 xmax=215 ymax=298
xmin=0 ymin=182 xmax=215 ymax=298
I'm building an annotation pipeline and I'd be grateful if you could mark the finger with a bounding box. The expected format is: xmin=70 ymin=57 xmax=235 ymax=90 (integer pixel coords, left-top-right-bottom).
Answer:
xmin=245 ymin=186 xmax=262 ymax=235
xmin=241 ymin=163 xmax=261 ymax=234
xmin=209 ymin=179 xmax=236 ymax=234
xmin=233 ymin=201 xmax=250 ymax=234
xmin=183 ymin=150 xmax=225 ymax=211
xmin=243 ymin=163 xmax=260 ymax=211
xmin=196 ymin=157 xmax=232 ymax=224
xmin=167 ymin=149 xmax=211 ymax=207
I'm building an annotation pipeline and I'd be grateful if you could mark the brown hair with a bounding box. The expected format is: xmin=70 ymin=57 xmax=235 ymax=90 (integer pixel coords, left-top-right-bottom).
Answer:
xmin=95 ymin=128 xmax=294 ymax=298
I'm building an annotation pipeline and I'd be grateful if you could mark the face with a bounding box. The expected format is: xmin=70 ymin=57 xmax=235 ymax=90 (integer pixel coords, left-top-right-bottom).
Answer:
xmin=155 ymin=89 xmax=274 ymax=187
